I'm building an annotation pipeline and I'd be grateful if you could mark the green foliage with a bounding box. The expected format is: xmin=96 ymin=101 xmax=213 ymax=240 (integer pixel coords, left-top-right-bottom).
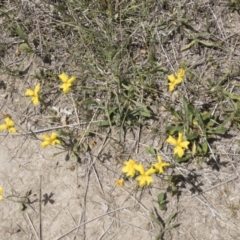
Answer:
xmin=227 ymin=0 xmax=240 ymax=12
xmin=166 ymin=98 xmax=227 ymax=161
xmin=157 ymin=192 xmax=168 ymax=211
xmin=151 ymin=210 xmax=179 ymax=240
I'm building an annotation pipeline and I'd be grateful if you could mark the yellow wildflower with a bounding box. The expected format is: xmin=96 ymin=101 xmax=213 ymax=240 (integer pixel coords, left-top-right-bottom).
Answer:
xmin=122 ymin=159 xmax=138 ymax=178
xmin=0 ymin=117 xmax=17 ymax=133
xmin=166 ymin=132 xmax=190 ymax=158
xmin=115 ymin=179 xmax=124 ymax=187
xmin=168 ymin=68 xmax=185 ymax=92
xmin=25 ymin=84 xmax=40 ymax=105
xmin=59 ymin=73 xmax=76 ymax=94
xmin=41 ymin=132 xmax=60 ymax=148
xmin=0 ymin=187 xmax=4 ymax=200
xmin=135 ymin=164 xmax=155 ymax=187
xmin=152 ymin=155 xmax=170 ymax=174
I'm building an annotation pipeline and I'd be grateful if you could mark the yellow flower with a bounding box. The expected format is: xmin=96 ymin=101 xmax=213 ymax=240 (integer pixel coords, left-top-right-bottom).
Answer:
xmin=122 ymin=159 xmax=138 ymax=178
xmin=41 ymin=132 xmax=60 ymax=148
xmin=0 ymin=187 xmax=4 ymax=200
xmin=25 ymin=84 xmax=40 ymax=105
xmin=0 ymin=117 xmax=17 ymax=133
xmin=135 ymin=164 xmax=155 ymax=187
xmin=168 ymin=68 xmax=185 ymax=92
xmin=59 ymin=73 xmax=76 ymax=94
xmin=166 ymin=132 xmax=190 ymax=158
xmin=115 ymin=179 xmax=124 ymax=187
xmin=152 ymin=155 xmax=170 ymax=174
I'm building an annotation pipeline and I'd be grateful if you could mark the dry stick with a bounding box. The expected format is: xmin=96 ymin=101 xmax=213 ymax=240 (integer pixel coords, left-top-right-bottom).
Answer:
xmin=55 ymin=204 xmax=135 ymax=240
xmin=73 ymin=130 xmax=110 ymax=238
xmin=70 ymin=93 xmax=80 ymax=125
xmin=176 ymin=167 xmax=240 ymax=231
xmin=107 ymin=215 xmax=155 ymax=235
xmin=198 ymin=125 xmax=219 ymax=168
xmin=66 ymin=209 xmax=77 ymax=226
xmin=157 ymin=33 xmax=175 ymax=72
xmin=0 ymin=120 xmax=105 ymax=136
xmin=39 ymin=175 xmax=42 ymax=240
xmin=98 ymin=220 xmax=114 ymax=240
xmin=26 ymin=213 xmax=39 ymax=240
xmin=73 ymin=152 xmax=91 ymax=239
xmin=190 ymin=176 xmax=238 ymax=198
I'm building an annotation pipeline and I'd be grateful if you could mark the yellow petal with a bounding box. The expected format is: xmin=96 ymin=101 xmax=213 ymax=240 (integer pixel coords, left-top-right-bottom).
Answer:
xmin=9 ymin=127 xmax=17 ymax=133
xmin=25 ymin=89 xmax=34 ymax=96
xmin=5 ymin=117 xmax=14 ymax=127
xmin=174 ymin=146 xmax=184 ymax=158
xmin=34 ymin=84 xmax=40 ymax=94
xmin=177 ymin=68 xmax=185 ymax=79
xmin=68 ymin=76 xmax=76 ymax=83
xmin=166 ymin=135 xmax=177 ymax=146
xmin=177 ymin=133 xmax=183 ymax=142
xmin=115 ymin=179 xmax=124 ymax=187
xmin=134 ymin=164 xmax=145 ymax=174
xmin=52 ymin=139 xmax=60 ymax=146
xmin=168 ymin=82 xmax=176 ymax=92
xmin=60 ymin=83 xmax=70 ymax=93
xmin=157 ymin=155 xmax=162 ymax=163
xmin=180 ymin=141 xmax=190 ymax=149
xmin=50 ymin=132 xmax=58 ymax=139
xmin=59 ymin=73 xmax=68 ymax=83
xmin=42 ymin=134 xmax=50 ymax=141
xmin=41 ymin=141 xmax=49 ymax=148
xmin=175 ymin=77 xmax=183 ymax=84
xmin=32 ymin=96 xmax=39 ymax=105
xmin=146 ymin=175 xmax=153 ymax=185
xmin=168 ymin=74 xmax=177 ymax=83
xmin=146 ymin=167 xmax=156 ymax=175
xmin=0 ymin=124 xmax=7 ymax=131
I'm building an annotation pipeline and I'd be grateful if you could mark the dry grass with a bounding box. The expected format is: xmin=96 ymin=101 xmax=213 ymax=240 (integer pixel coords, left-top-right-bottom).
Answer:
xmin=1 ymin=0 xmax=240 ymax=239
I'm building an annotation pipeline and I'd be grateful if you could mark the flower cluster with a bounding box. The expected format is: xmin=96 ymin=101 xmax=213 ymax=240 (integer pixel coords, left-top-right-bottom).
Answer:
xmin=0 ymin=117 xmax=17 ymax=133
xmin=119 ymin=156 xmax=170 ymax=187
xmin=166 ymin=132 xmax=190 ymax=158
xmin=0 ymin=187 xmax=3 ymax=200
xmin=24 ymin=72 xmax=75 ymax=147
xmin=25 ymin=72 xmax=76 ymax=106
xmin=59 ymin=73 xmax=76 ymax=94
xmin=41 ymin=132 xmax=60 ymax=148
xmin=25 ymin=84 xmax=40 ymax=105
xmin=168 ymin=68 xmax=185 ymax=92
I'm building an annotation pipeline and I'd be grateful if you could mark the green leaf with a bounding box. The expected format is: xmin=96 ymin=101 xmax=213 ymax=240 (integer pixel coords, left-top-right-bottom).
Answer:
xmin=58 ymin=130 xmax=71 ymax=137
xmin=19 ymin=203 xmax=26 ymax=211
xmin=210 ymin=126 xmax=226 ymax=134
xmin=174 ymin=154 xmax=191 ymax=163
xmin=183 ymin=98 xmax=193 ymax=124
xmin=223 ymin=90 xmax=240 ymax=100
xmin=166 ymin=212 xmax=177 ymax=226
xmin=197 ymin=40 xmax=216 ymax=47
xmin=166 ymin=125 xmax=183 ymax=135
xmin=186 ymin=101 xmax=205 ymax=132
xmin=169 ymin=107 xmax=182 ymax=120
xmin=52 ymin=151 xmax=64 ymax=157
xmin=145 ymin=146 xmax=156 ymax=156
xmin=19 ymin=43 xmax=32 ymax=52
xmin=16 ymin=24 xmax=28 ymax=43
xmin=158 ymin=192 xmax=166 ymax=202
xmin=157 ymin=193 xmax=167 ymax=211
xmin=94 ymin=120 xmax=110 ymax=127
xmin=150 ymin=212 xmax=163 ymax=227
xmin=181 ymin=40 xmax=195 ymax=51
xmin=202 ymin=140 xmax=208 ymax=154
